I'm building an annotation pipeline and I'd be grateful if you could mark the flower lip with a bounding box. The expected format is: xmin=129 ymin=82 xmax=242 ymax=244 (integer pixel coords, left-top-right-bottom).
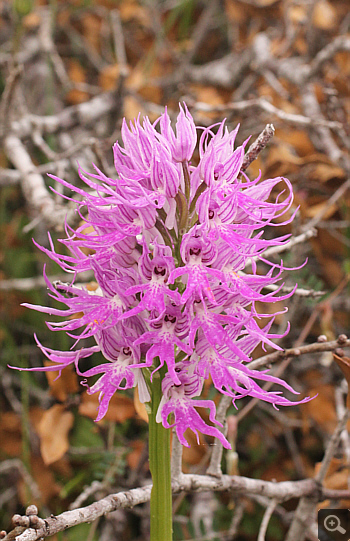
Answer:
xmin=153 ymin=265 xmax=167 ymax=277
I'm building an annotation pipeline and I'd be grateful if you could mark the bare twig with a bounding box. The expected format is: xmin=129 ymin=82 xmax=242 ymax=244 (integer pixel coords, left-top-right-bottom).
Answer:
xmin=195 ymin=98 xmax=342 ymax=129
xmin=69 ymin=481 xmax=105 ymax=510
xmin=308 ymin=35 xmax=350 ymax=79
xmin=0 ymin=160 xmax=70 ymax=186
xmin=334 ymin=384 xmax=350 ymax=468
xmin=183 ymin=50 xmax=252 ymax=89
xmin=10 ymin=91 xmax=120 ymax=138
xmin=206 ymin=395 xmax=232 ymax=478
xmin=7 ymin=472 xmax=350 ymax=541
xmin=4 ymin=135 xmax=74 ymax=229
xmin=302 ymin=84 xmax=344 ymax=166
xmin=241 ymin=124 xmax=275 ymax=172
xmin=183 ymin=0 xmax=220 ymax=65
xmin=38 ymin=8 xmax=71 ymax=91
xmin=315 ymin=409 xmax=348 ymax=484
xmin=0 ymin=460 xmax=41 ymax=501
xmin=301 ymin=178 xmax=350 ymax=232
xmin=0 ymin=478 xmax=303 ymax=541
xmin=0 ymin=64 xmax=23 ymax=138
xmin=110 ymin=10 xmax=129 ymax=78
xmin=262 ymin=283 xmax=325 ymax=298
xmin=285 ymin=410 xmax=349 ymax=541
xmin=249 ymin=334 xmax=350 ymax=371
xmin=257 ymin=499 xmax=278 ymax=541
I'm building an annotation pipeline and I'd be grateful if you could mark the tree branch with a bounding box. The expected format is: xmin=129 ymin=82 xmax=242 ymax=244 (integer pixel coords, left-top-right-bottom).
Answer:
xmin=285 ymin=410 xmax=349 ymax=541
xmin=10 ymin=91 xmax=121 ymax=139
xmin=7 ymin=472 xmax=350 ymax=541
xmin=249 ymin=334 xmax=350 ymax=371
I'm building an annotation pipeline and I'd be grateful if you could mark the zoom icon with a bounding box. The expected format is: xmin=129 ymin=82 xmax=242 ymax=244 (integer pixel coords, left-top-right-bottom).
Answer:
xmin=318 ymin=509 xmax=350 ymax=540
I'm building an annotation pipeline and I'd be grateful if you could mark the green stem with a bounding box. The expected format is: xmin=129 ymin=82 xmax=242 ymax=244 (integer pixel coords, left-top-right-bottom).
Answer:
xmin=182 ymin=161 xmax=191 ymax=203
xmin=149 ymin=369 xmax=173 ymax=541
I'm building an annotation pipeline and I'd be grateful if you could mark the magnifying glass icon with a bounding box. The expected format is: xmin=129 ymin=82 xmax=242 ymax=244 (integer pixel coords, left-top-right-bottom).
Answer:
xmin=324 ymin=514 xmax=346 ymax=534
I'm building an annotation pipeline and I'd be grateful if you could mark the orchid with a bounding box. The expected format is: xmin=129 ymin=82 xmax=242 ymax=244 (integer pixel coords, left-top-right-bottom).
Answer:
xmin=156 ymin=363 xmax=231 ymax=449
xmin=15 ymin=104 xmax=312 ymax=449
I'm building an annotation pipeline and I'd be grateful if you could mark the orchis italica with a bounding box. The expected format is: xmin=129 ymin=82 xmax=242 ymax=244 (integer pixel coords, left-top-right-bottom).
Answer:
xmin=14 ymin=104 xmax=312 ymax=448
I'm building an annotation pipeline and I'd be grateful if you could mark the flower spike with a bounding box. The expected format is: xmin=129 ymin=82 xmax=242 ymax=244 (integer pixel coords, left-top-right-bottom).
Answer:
xmin=15 ymin=104 xmax=313 ymax=441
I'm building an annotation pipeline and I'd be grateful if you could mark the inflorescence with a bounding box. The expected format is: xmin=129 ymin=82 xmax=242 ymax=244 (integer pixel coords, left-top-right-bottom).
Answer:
xmin=15 ymin=104 xmax=312 ymax=448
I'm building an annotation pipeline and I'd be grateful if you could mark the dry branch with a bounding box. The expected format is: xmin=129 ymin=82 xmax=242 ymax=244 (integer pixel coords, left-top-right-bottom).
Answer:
xmin=4 ymin=135 xmax=74 ymax=229
xmin=249 ymin=334 xmax=350 ymax=371
xmin=195 ymin=99 xmax=342 ymax=129
xmin=10 ymin=91 xmax=121 ymax=139
xmin=6 ymin=472 xmax=350 ymax=541
xmin=285 ymin=411 xmax=349 ymax=541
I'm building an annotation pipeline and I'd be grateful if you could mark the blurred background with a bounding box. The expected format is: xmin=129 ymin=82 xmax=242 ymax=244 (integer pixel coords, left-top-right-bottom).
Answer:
xmin=0 ymin=0 xmax=349 ymax=539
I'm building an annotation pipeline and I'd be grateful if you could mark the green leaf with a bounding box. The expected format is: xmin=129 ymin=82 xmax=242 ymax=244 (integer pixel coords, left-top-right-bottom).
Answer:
xmin=67 ymin=522 xmax=97 ymax=541
xmin=70 ymin=416 xmax=104 ymax=449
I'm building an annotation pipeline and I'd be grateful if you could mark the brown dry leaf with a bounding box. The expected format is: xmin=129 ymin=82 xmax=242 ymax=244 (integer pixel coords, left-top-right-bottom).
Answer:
xmin=79 ymin=392 xmax=136 ymax=423
xmin=311 ymin=234 xmax=345 ymax=286
xmin=257 ymin=83 xmax=276 ymax=101
xmin=314 ymin=229 xmax=344 ymax=257
xmin=261 ymin=462 xmax=289 ymax=482
xmin=335 ymin=51 xmax=350 ymax=77
xmin=81 ymin=13 xmax=101 ymax=52
xmin=315 ymin=457 xmax=349 ymax=490
xmin=317 ymin=255 xmax=344 ymax=287
xmin=305 ymin=201 xmax=337 ymax=219
xmin=312 ymin=0 xmax=337 ymax=31
xmin=256 ymin=0 xmax=279 ymax=5
xmin=294 ymin=36 xmax=308 ymax=55
xmin=44 ymin=361 xmax=79 ymax=402
xmin=248 ymin=154 xmax=265 ymax=180
xmin=119 ymin=1 xmax=150 ymax=26
xmin=37 ymin=404 xmax=74 ymax=465
xmin=0 ymin=411 xmax=22 ymax=456
xmin=225 ymin=0 xmax=247 ymax=24
xmin=125 ymin=61 xmax=163 ymax=104
xmin=309 ymin=163 xmax=346 ymax=183
xmin=269 ymin=143 xmax=304 ymax=165
xmin=334 ymin=354 xmax=350 ymax=409
xmin=190 ymin=85 xmax=226 ymax=107
xmin=98 ymin=64 xmax=120 ymax=91
xmin=301 ymin=384 xmax=336 ymax=434
xmin=289 ymin=5 xmax=307 ymax=24
xmin=57 ymin=7 xmax=70 ymax=27
xmin=277 ymin=130 xmax=315 ymax=157
xmin=246 ymin=430 xmax=261 ymax=449
xmin=135 ymin=80 xmax=162 ymax=105
xmin=22 ymin=12 xmax=41 ymax=29
xmin=66 ymin=59 xmax=89 ymax=105
xmin=29 ymin=405 xmax=45 ymax=432
xmin=123 ymin=95 xmax=147 ymax=122
xmin=127 ymin=440 xmax=147 ymax=470
xmin=265 ymin=143 xmax=303 ymax=176
xmin=134 ymin=386 xmax=149 ymax=423
xmin=17 ymin=455 xmax=61 ymax=506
